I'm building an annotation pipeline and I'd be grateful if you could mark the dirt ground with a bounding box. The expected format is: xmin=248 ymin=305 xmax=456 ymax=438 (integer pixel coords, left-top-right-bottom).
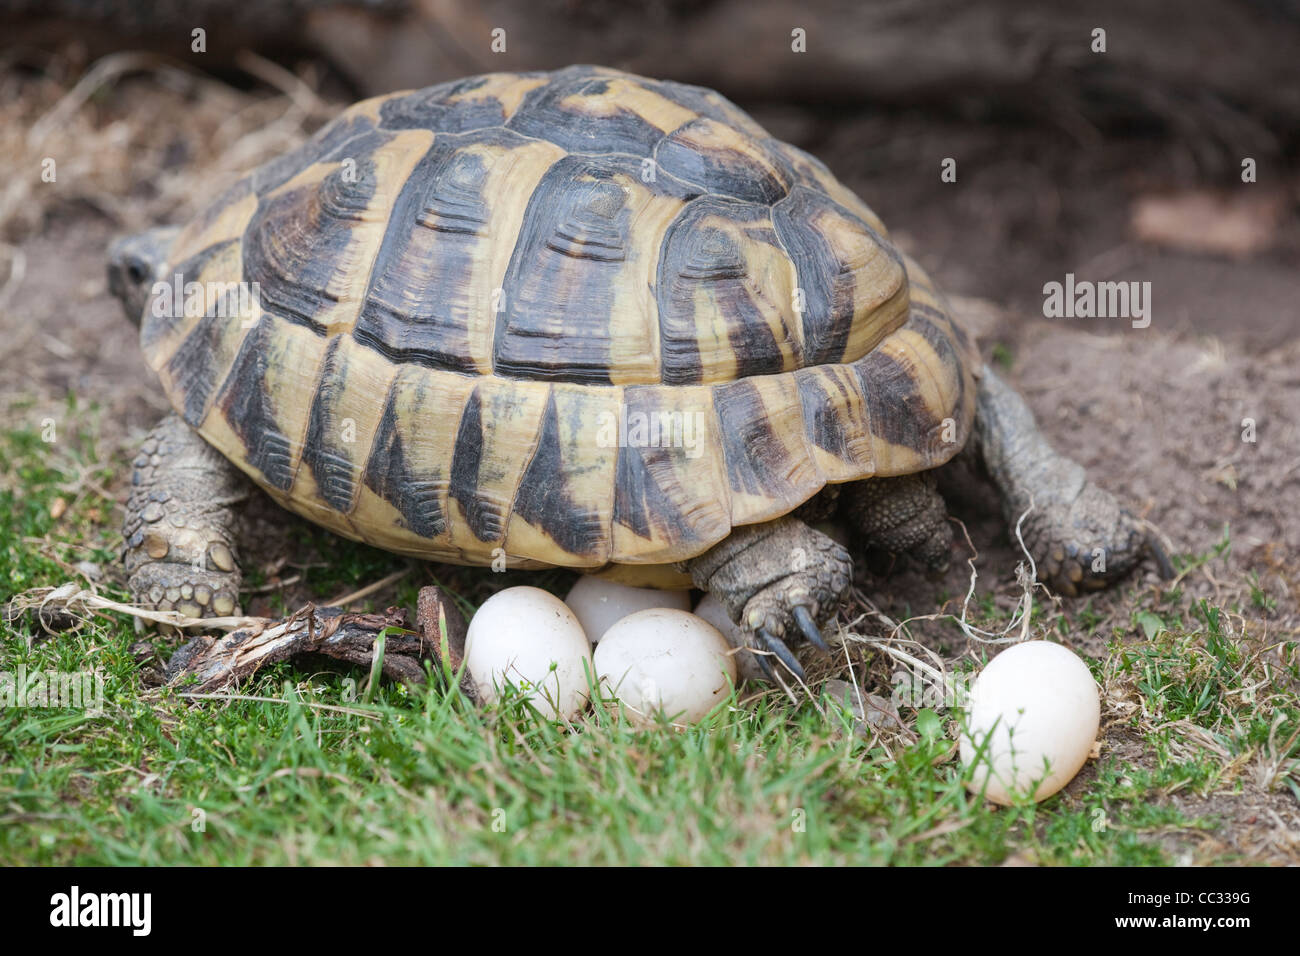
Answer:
xmin=1 ymin=52 xmax=1297 ymax=860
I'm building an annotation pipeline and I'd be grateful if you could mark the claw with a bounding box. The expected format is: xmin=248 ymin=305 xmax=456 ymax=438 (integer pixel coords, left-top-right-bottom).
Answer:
xmin=1145 ymin=531 xmax=1176 ymax=580
xmin=792 ymin=605 xmax=829 ymax=653
xmin=757 ymin=627 xmax=805 ymax=681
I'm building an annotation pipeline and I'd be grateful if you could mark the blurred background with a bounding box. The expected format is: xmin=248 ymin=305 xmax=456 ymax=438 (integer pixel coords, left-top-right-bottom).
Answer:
xmin=1 ymin=0 xmax=1297 ymax=612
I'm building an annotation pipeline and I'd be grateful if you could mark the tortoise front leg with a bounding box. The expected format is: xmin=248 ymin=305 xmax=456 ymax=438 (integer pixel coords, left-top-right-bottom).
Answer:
xmin=122 ymin=413 xmax=248 ymax=619
xmin=974 ymin=366 xmax=1173 ymax=594
xmin=683 ymin=516 xmax=852 ymax=681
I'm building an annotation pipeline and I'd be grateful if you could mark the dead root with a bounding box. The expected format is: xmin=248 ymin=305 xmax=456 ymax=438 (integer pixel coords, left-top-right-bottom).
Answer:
xmin=6 ymin=582 xmax=469 ymax=696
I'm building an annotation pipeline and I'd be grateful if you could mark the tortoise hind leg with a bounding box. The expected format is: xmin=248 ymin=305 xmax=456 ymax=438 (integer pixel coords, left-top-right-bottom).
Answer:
xmin=123 ymin=413 xmax=248 ymax=619
xmin=973 ymin=366 xmax=1173 ymax=594
xmin=683 ymin=516 xmax=852 ymax=681
xmin=839 ymin=473 xmax=954 ymax=575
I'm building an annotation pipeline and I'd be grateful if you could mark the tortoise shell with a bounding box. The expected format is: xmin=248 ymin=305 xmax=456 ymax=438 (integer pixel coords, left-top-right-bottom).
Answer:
xmin=141 ymin=65 xmax=977 ymax=574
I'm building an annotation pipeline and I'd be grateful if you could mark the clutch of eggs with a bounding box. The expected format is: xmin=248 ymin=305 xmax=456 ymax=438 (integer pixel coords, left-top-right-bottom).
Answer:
xmin=462 ymin=579 xmax=738 ymax=725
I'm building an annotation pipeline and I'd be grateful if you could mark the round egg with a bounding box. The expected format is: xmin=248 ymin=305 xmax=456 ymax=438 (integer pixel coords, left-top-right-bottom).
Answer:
xmin=564 ymin=576 xmax=691 ymax=644
xmin=464 ymin=586 xmax=593 ymax=720
xmin=692 ymin=594 xmax=766 ymax=683
xmin=960 ymin=641 xmax=1101 ymax=805
xmin=594 ymin=608 xmax=737 ymax=727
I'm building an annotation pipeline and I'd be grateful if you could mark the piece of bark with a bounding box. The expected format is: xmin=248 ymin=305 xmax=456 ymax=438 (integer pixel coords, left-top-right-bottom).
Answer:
xmin=164 ymin=585 xmax=472 ymax=694
xmin=417 ymin=585 xmax=477 ymax=702
xmin=165 ymin=604 xmax=425 ymax=693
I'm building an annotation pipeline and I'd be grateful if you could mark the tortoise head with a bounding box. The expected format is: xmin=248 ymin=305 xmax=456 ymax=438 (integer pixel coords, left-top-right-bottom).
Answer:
xmin=107 ymin=226 xmax=180 ymax=325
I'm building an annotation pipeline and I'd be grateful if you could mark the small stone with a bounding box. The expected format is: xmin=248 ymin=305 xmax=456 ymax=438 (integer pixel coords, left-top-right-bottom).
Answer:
xmin=36 ymin=606 xmax=78 ymax=634
xmin=194 ymin=585 xmax=212 ymax=606
xmin=148 ymin=586 xmax=164 ymax=605
xmin=176 ymin=601 xmax=203 ymax=619
xmin=164 ymin=587 xmax=181 ymax=603
xmin=140 ymin=439 xmax=158 ymax=455
xmin=141 ymin=502 xmax=166 ymax=523
xmin=180 ymin=584 xmax=193 ymax=599
xmin=212 ymin=592 xmax=236 ymax=616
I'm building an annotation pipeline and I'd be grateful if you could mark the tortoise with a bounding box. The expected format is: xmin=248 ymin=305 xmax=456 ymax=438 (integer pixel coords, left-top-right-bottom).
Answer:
xmin=108 ymin=65 xmax=1171 ymax=680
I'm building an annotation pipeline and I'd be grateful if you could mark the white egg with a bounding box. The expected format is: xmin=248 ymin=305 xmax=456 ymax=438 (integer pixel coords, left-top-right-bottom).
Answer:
xmin=564 ymin=576 xmax=692 ymax=643
xmin=594 ymin=608 xmax=737 ymax=726
xmin=960 ymin=641 xmax=1101 ymax=805
xmin=692 ymin=594 xmax=766 ymax=683
xmin=464 ymin=586 xmax=593 ymax=720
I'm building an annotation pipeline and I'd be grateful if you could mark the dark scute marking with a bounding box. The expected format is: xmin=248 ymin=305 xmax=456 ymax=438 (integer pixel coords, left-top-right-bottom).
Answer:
xmin=142 ymin=238 xmax=238 ymax=354
xmin=494 ymin=155 xmax=642 ymax=384
xmin=772 ymin=186 xmax=892 ymax=365
xmin=301 ymin=338 xmax=359 ymax=513
xmin=654 ymin=120 xmax=786 ymax=204
xmin=854 ymin=349 xmax=941 ymax=453
xmin=447 ymin=387 xmax=503 ymax=542
xmin=906 ymin=302 xmax=968 ymax=422
xmin=912 ymin=300 xmax=970 ymax=357
xmin=379 ymin=77 xmax=508 ymax=132
xmin=419 ymin=148 xmax=492 ymax=235
xmin=907 ymin=304 xmax=961 ymax=370
xmin=507 ymin=72 xmax=664 ymax=155
xmin=614 ymin=444 xmax=688 ymax=541
xmin=712 ymin=379 xmax=798 ymax=500
xmin=512 ymin=390 xmax=604 ymax=556
xmin=163 ymin=313 xmax=228 ymax=427
xmin=796 ymin=369 xmax=857 ymax=460
xmin=725 ymin=289 xmax=785 ymax=379
xmin=362 ymin=382 xmax=447 ymax=538
xmin=251 ymin=115 xmax=379 ymax=196
xmin=657 ymin=198 xmax=788 ymax=385
xmin=612 ymin=388 xmax=693 ymax=541
xmin=215 ymin=319 xmax=295 ymax=492
xmin=244 ymin=150 xmax=382 ymax=334
xmin=353 ymin=133 xmax=505 ymax=371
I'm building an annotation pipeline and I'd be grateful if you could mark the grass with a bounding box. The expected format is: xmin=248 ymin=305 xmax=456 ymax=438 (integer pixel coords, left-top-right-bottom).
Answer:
xmin=1 ymin=417 xmax=1297 ymax=865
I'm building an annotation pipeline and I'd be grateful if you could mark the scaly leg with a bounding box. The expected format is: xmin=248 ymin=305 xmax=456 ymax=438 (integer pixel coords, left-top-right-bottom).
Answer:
xmin=122 ymin=413 xmax=248 ymax=619
xmin=683 ymin=517 xmax=852 ymax=681
xmin=974 ymin=367 xmax=1172 ymax=594
xmin=840 ymin=473 xmax=953 ymax=574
